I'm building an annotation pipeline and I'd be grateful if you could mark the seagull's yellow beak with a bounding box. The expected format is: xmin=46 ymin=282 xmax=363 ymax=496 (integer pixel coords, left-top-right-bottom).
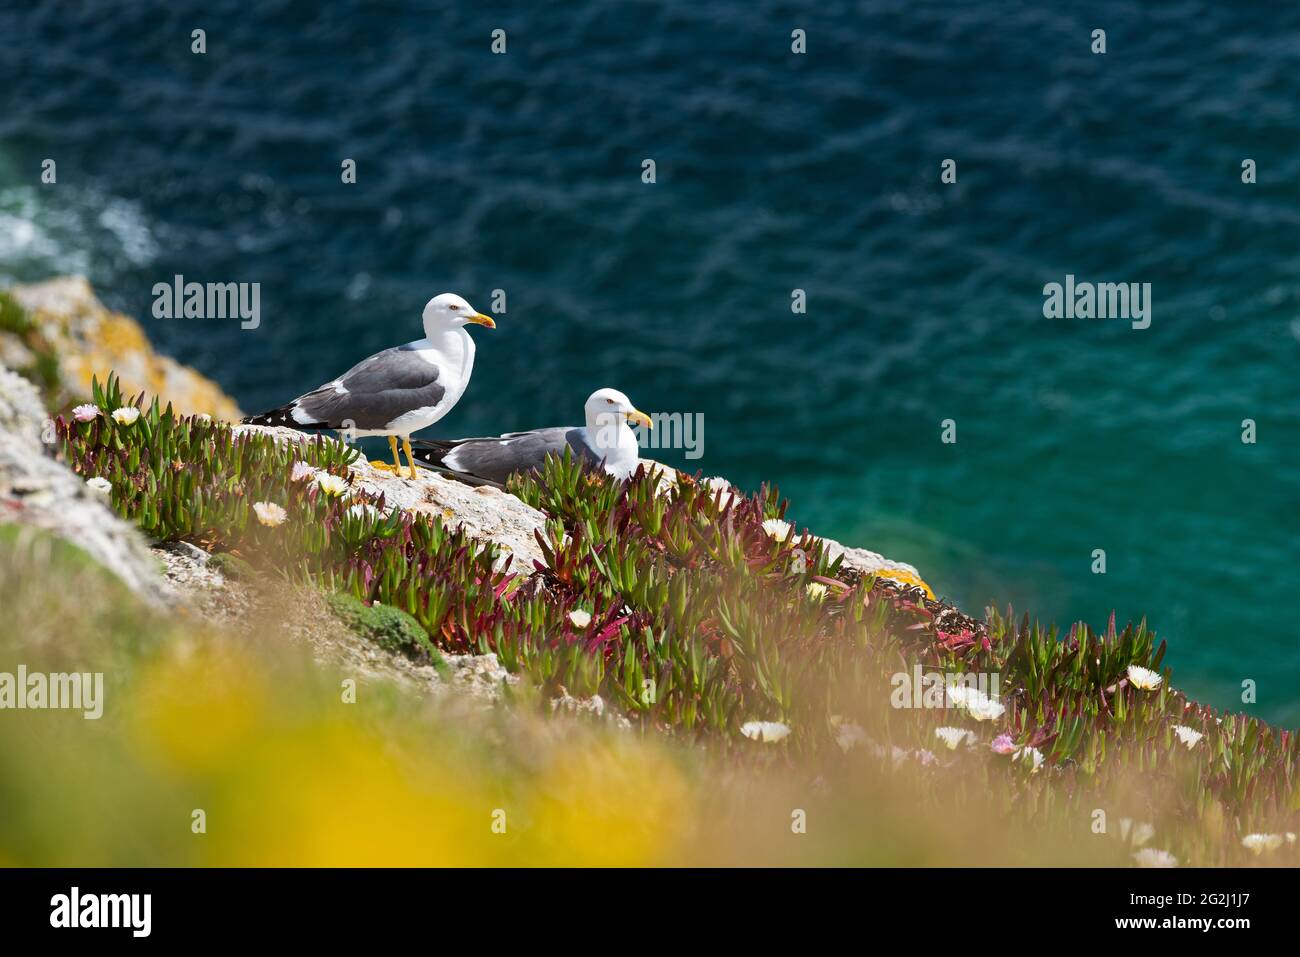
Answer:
xmin=468 ymin=313 xmax=496 ymax=328
xmin=627 ymin=408 xmax=652 ymax=429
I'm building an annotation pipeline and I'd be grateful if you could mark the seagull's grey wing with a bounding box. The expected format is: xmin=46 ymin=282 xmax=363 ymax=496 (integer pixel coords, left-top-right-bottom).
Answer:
xmin=412 ymin=427 xmax=593 ymax=484
xmin=291 ymin=346 xmax=446 ymax=431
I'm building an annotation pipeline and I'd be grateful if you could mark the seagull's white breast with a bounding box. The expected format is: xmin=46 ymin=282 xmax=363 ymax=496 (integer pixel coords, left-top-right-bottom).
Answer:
xmin=384 ymin=328 xmax=475 ymax=435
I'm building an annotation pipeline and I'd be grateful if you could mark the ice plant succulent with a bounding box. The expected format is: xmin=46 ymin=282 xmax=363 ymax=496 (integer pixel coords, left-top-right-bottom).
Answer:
xmin=252 ymin=501 xmax=289 ymax=527
xmin=1014 ymin=746 xmax=1045 ymax=773
xmin=934 ymin=727 xmax=974 ymax=750
xmin=315 ymin=472 xmax=349 ymax=497
xmin=111 ymin=406 xmax=140 ymax=426
xmin=760 ymin=518 xmax=792 ymax=542
xmin=1126 ymin=664 xmax=1163 ymax=690
xmin=1132 ymin=849 xmax=1178 ymax=868
xmin=741 ymin=721 xmax=791 ymax=743
xmin=1240 ymin=833 xmax=1283 ymax=855
xmin=1172 ymin=724 xmax=1203 ymax=749
xmin=990 ymin=733 xmax=1016 ymax=755
xmin=71 ymin=403 xmax=99 ymax=422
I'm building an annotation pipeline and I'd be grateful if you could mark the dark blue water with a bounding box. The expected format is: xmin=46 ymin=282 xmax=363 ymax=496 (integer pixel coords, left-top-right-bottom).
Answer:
xmin=2 ymin=1 xmax=1298 ymax=722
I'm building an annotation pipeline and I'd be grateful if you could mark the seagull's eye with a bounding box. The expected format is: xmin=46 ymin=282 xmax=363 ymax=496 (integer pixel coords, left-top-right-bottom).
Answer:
xmin=448 ymin=304 xmax=460 ymax=311
xmin=606 ymin=398 xmax=615 ymax=405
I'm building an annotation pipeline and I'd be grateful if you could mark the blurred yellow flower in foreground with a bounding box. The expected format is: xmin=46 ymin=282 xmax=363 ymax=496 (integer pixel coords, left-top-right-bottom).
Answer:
xmin=130 ymin=642 xmax=269 ymax=774
xmin=531 ymin=738 xmax=691 ymax=866
xmin=209 ymin=722 xmax=494 ymax=866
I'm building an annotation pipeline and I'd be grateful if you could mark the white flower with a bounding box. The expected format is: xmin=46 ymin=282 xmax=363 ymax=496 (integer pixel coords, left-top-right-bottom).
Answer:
xmin=1120 ymin=819 xmax=1156 ymax=847
xmin=111 ymin=406 xmax=140 ymax=426
xmin=567 ymin=609 xmax=592 ymax=629
xmin=290 ymin=461 xmax=317 ymax=482
xmin=761 ymin=518 xmax=793 ymax=542
xmin=315 ymin=472 xmax=349 ymax=497
xmin=805 ymin=582 xmax=828 ymax=601
xmin=967 ymin=696 xmax=1006 ymax=722
xmin=1133 ymin=848 xmax=1178 ymax=868
xmin=706 ymin=477 xmax=738 ymax=510
xmin=347 ymin=503 xmax=379 ymax=521
xmin=934 ymin=726 xmax=974 ymax=750
xmin=1126 ymin=664 xmax=1163 ymax=691
xmin=1241 ymin=833 xmax=1284 ymax=855
xmin=85 ymin=476 xmax=112 ymax=496
xmin=740 ymin=720 xmax=791 ymax=743
xmin=195 ymin=412 xmax=212 ymax=422
xmin=71 ymin=404 xmax=99 ymax=422
xmin=252 ymin=501 xmax=288 ymax=527
xmin=1014 ymin=746 xmax=1044 ymax=773
xmin=947 ymin=683 xmax=1006 ymax=721
xmin=1172 ymin=725 xmax=1203 ymax=749
xmin=1287 ymin=833 xmax=1297 ymax=845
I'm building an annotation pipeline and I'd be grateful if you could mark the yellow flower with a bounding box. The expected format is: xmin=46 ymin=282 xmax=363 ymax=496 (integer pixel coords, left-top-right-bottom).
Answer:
xmin=252 ymin=501 xmax=288 ymax=527
xmin=111 ymin=406 xmax=140 ymax=425
xmin=531 ymin=738 xmax=691 ymax=866
xmin=805 ymin=582 xmax=828 ymax=601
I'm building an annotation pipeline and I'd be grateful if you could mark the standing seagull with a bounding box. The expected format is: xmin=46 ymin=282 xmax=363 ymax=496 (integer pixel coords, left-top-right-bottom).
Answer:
xmin=411 ymin=387 xmax=652 ymax=486
xmin=242 ymin=293 xmax=495 ymax=478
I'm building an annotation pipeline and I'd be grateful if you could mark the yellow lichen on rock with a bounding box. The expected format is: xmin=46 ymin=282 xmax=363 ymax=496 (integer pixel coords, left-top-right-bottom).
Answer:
xmin=875 ymin=568 xmax=936 ymax=600
xmin=4 ymin=276 xmax=243 ymax=420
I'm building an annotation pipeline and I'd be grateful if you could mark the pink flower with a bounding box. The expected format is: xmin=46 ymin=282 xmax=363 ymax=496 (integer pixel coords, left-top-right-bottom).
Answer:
xmin=990 ymin=733 xmax=1016 ymax=755
xmin=72 ymin=404 xmax=99 ymax=422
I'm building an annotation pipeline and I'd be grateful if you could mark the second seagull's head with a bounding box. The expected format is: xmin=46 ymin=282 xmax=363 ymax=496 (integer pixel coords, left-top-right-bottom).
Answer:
xmin=423 ymin=293 xmax=496 ymax=336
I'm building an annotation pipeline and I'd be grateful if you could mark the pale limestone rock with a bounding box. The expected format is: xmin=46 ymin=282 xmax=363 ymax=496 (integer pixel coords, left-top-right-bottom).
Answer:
xmin=231 ymin=424 xmax=549 ymax=571
xmin=4 ymin=276 xmax=243 ymax=419
xmin=0 ymin=364 xmax=169 ymax=605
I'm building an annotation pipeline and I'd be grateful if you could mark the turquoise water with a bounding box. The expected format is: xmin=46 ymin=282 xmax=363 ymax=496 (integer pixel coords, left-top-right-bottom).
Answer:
xmin=2 ymin=1 xmax=1297 ymax=722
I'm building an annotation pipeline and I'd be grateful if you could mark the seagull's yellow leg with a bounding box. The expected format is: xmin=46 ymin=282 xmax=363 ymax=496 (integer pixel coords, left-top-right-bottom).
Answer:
xmin=370 ymin=435 xmax=402 ymax=474
xmin=402 ymin=437 xmax=418 ymax=480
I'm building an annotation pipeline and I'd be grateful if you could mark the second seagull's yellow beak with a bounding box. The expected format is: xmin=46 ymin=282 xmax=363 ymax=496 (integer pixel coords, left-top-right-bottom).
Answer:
xmin=468 ymin=313 xmax=496 ymax=328
xmin=627 ymin=409 xmax=653 ymax=429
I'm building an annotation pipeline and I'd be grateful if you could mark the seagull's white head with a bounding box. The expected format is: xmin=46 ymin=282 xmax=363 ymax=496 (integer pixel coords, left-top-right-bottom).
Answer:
xmin=422 ymin=293 xmax=495 ymax=335
xmin=584 ymin=387 xmax=652 ymax=434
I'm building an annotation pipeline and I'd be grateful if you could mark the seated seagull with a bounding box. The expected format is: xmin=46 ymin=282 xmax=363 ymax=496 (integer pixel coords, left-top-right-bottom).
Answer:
xmin=242 ymin=293 xmax=495 ymax=478
xmin=410 ymin=387 xmax=652 ymax=486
